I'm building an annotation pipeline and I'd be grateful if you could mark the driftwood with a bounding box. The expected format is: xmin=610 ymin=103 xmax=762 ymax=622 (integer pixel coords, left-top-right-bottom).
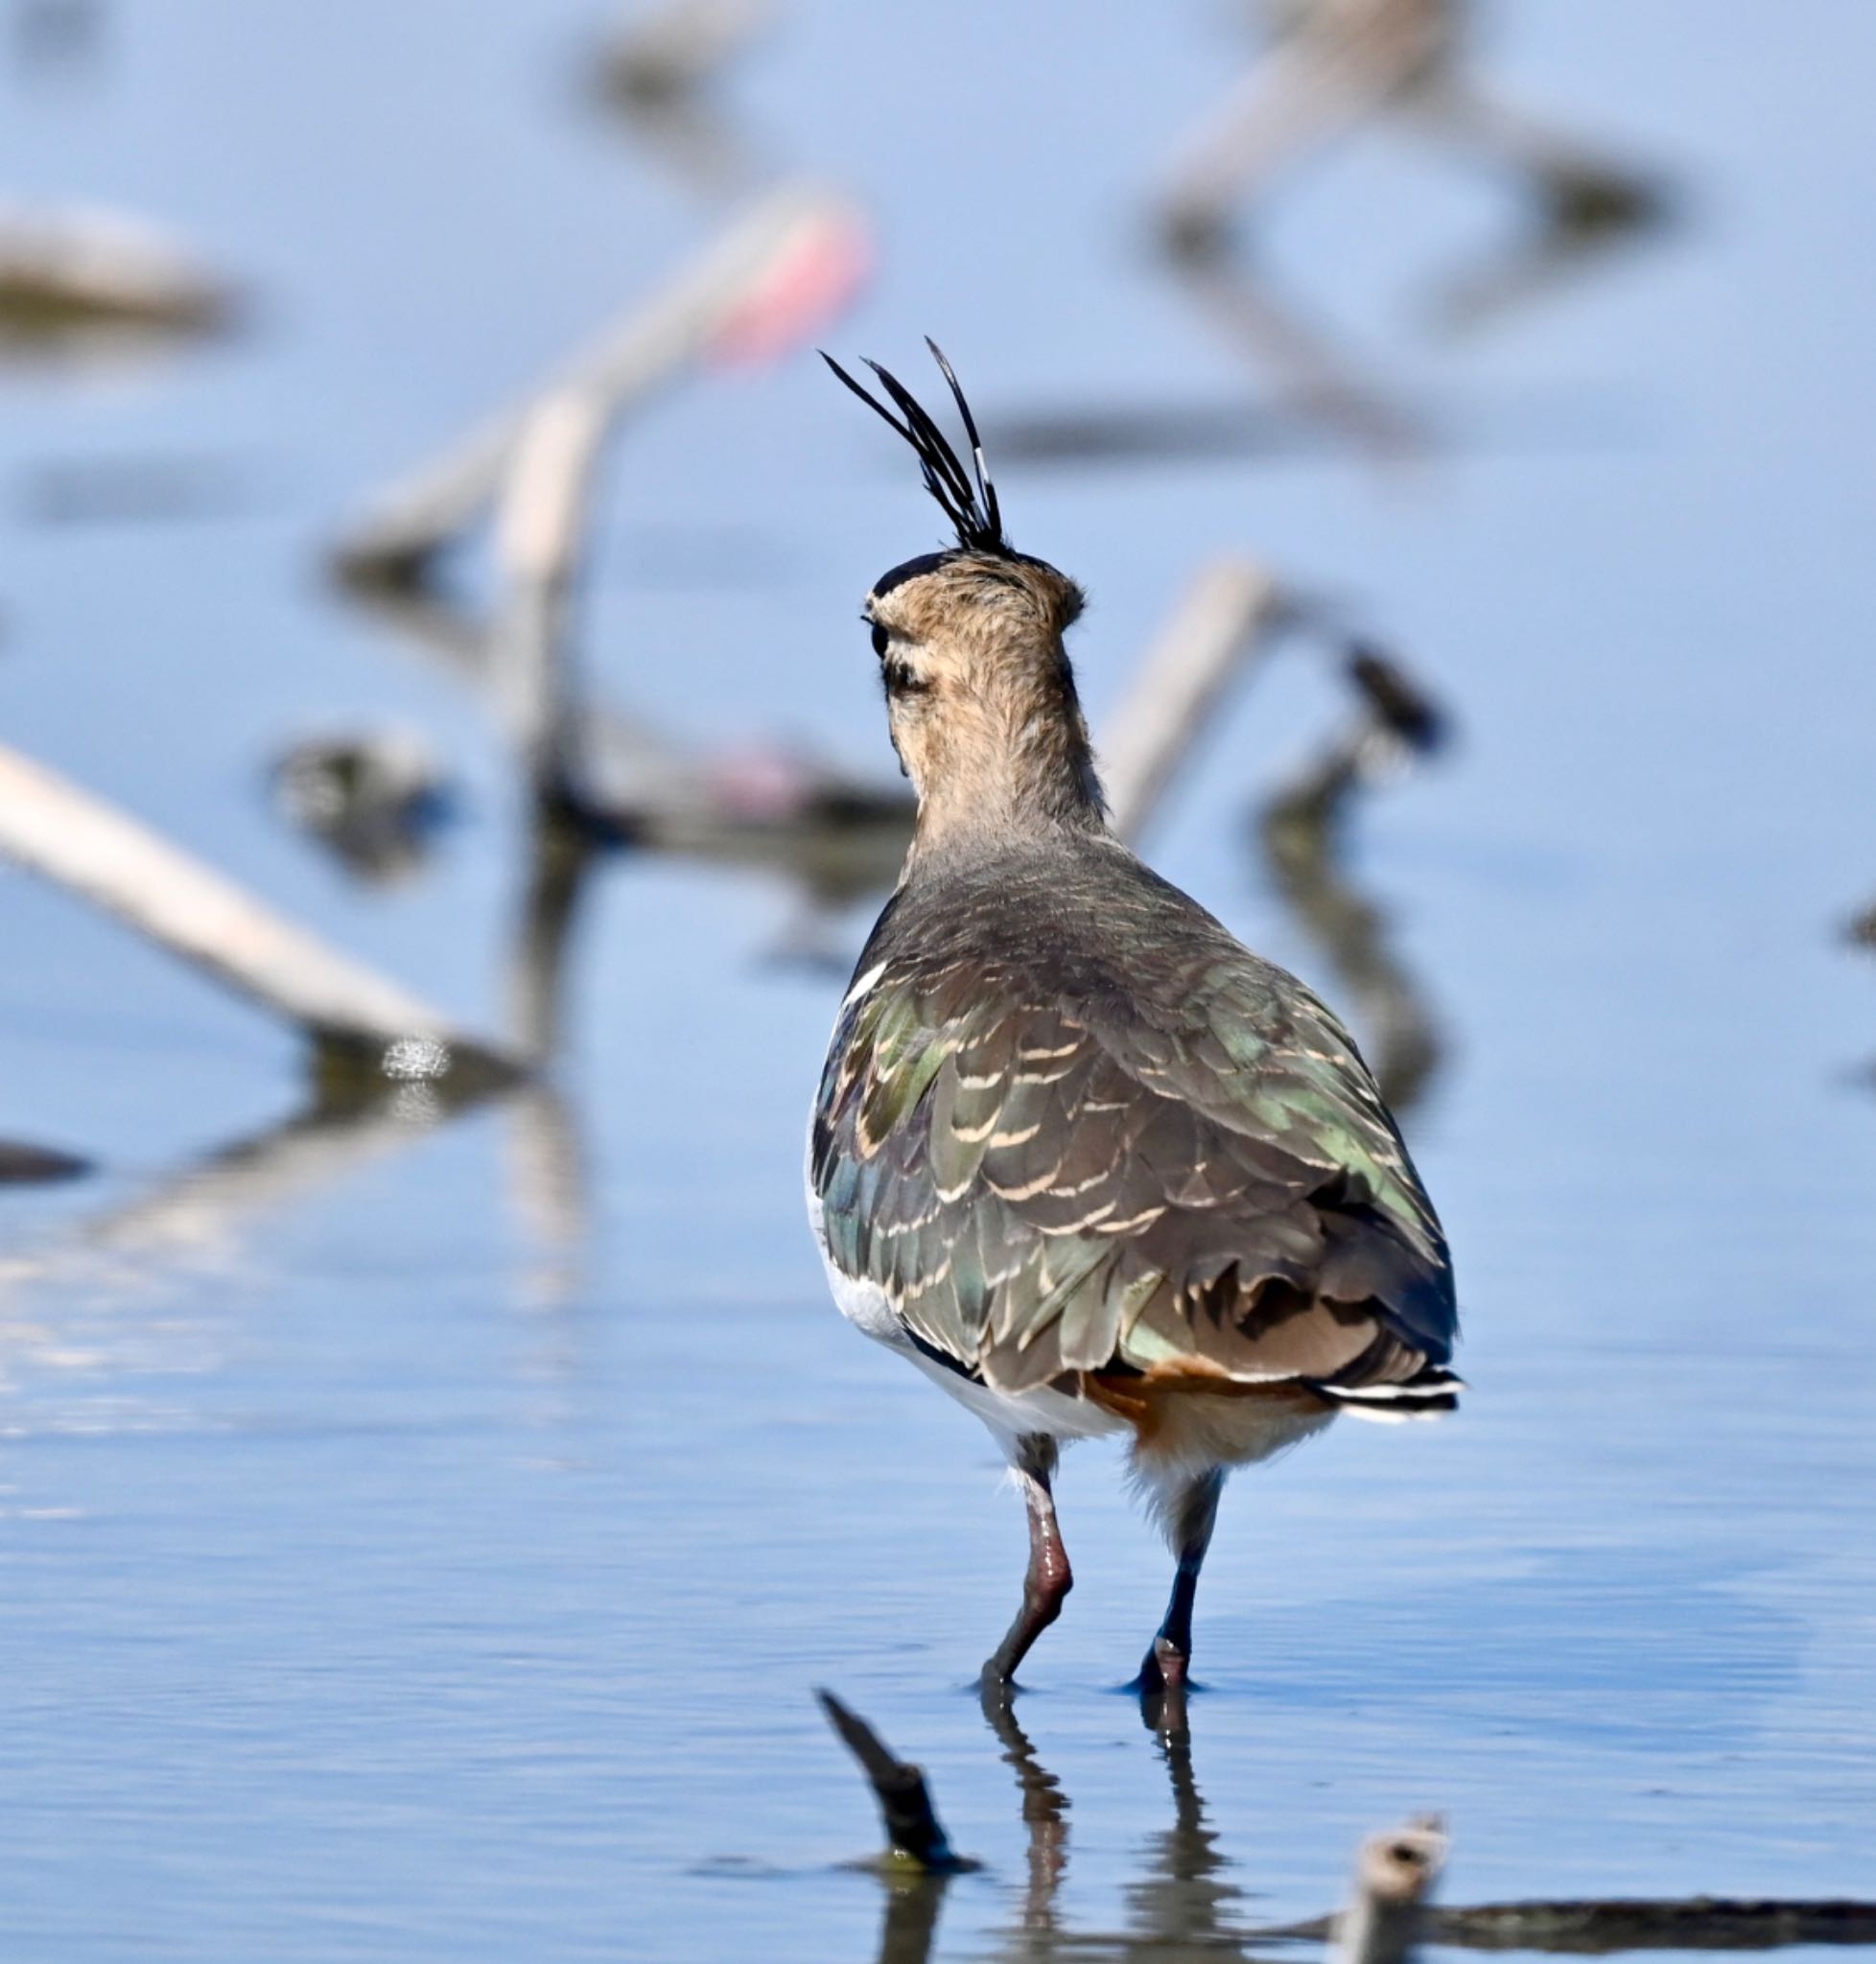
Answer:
xmin=816 ymin=1690 xmax=971 ymax=1874
xmin=1261 ymin=643 xmax=1448 ymax=1112
xmin=330 ymin=178 xmax=866 ymax=586
xmin=490 ymin=386 xmax=615 ymax=814
xmin=1159 ymin=0 xmax=1459 ymax=250
xmin=0 ymin=741 xmax=521 ymax=1084
xmin=0 ymin=1140 xmax=91 ymax=1185
xmin=593 ymin=0 xmax=773 ymax=200
xmin=1269 ymin=1898 xmax=1876 ymax=1955
xmin=1102 ymin=557 xmax=1285 ymax=844
xmin=1155 ymin=0 xmax=1668 ymax=356
xmin=1330 ymin=1818 xmax=1449 ymax=1964
xmin=0 ymin=202 xmax=232 ymax=340
xmin=830 ymin=1693 xmax=1876 ymax=1964
xmin=598 ymin=0 xmax=773 ymax=108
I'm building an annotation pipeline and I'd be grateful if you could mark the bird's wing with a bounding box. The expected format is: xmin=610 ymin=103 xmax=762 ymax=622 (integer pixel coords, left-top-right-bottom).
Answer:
xmin=811 ymin=947 xmax=1455 ymax=1397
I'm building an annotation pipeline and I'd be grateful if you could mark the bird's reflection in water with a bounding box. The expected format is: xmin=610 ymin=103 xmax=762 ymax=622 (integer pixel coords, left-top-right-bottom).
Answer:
xmin=981 ymin=1681 xmax=1070 ymax=1945
xmin=1123 ymin=1686 xmax=1251 ymax=1960
xmin=866 ymin=1683 xmax=1270 ymax=1964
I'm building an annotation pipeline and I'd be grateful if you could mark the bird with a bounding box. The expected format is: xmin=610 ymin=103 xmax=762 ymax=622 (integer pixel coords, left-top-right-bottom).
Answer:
xmin=808 ymin=341 xmax=1460 ymax=1693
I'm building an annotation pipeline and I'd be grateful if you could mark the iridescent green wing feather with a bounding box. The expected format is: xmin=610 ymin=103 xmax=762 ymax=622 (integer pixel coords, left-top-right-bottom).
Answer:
xmin=811 ymin=937 xmax=1454 ymax=1398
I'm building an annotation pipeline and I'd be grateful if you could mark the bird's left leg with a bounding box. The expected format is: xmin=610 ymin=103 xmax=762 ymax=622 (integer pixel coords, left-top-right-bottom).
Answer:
xmin=1136 ymin=1468 xmax=1225 ymax=1693
xmin=981 ymin=1435 xmax=1070 ymax=1689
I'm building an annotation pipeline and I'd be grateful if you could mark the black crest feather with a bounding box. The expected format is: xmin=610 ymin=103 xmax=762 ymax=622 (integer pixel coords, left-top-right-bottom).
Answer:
xmin=821 ymin=339 xmax=1009 ymax=555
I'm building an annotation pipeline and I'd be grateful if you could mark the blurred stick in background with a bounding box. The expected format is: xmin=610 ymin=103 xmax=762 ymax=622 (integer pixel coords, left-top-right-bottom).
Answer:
xmin=0 ymin=741 xmax=520 ymax=1084
xmin=330 ymin=177 xmax=868 ymax=588
xmin=0 ymin=200 xmax=233 ymax=349
xmin=1159 ymin=0 xmax=1460 ymax=253
xmin=595 ymin=0 xmax=775 ymax=200
xmin=598 ymin=0 xmax=773 ymax=108
xmin=1156 ymin=0 xmax=1668 ymax=350
xmin=1260 ymin=643 xmax=1448 ymax=1112
xmin=491 ymin=385 xmax=614 ymax=820
xmin=1102 ymin=556 xmax=1285 ymax=844
xmin=484 ymin=383 xmax=621 ymax=1310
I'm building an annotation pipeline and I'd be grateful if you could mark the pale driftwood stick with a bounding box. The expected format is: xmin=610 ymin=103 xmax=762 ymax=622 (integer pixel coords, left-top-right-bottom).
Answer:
xmin=1099 ymin=557 xmax=1284 ymax=846
xmin=0 ymin=201 xmax=232 ymax=333
xmin=1161 ymin=1 xmax=1462 ymax=244
xmin=0 ymin=742 xmax=520 ymax=1079
xmin=1331 ymin=1816 xmax=1449 ymax=1964
xmin=491 ymin=386 xmax=615 ymax=811
xmin=1159 ymin=34 xmax=1397 ymax=243
xmin=331 ymin=178 xmax=861 ymax=582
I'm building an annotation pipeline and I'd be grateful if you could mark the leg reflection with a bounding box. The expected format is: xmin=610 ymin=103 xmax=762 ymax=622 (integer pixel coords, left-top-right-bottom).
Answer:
xmin=979 ymin=1677 xmax=1069 ymax=1938
xmin=1125 ymin=1696 xmax=1249 ymax=1956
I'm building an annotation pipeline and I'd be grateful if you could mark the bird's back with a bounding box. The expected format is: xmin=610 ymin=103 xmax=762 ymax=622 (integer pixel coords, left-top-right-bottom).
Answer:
xmin=811 ymin=832 xmax=1456 ymax=1405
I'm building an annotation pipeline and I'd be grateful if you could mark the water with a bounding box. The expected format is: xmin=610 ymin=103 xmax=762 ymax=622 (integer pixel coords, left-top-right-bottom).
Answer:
xmin=3 ymin=3 xmax=1875 ymax=1958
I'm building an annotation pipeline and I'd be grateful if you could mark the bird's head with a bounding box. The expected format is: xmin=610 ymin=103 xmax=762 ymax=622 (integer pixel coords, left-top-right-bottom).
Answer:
xmin=825 ymin=341 xmax=1104 ymax=858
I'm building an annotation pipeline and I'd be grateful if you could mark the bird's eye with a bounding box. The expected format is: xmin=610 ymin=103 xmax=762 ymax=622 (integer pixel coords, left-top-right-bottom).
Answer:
xmin=880 ymin=657 xmax=928 ymax=700
xmin=870 ymin=622 xmax=889 ymax=659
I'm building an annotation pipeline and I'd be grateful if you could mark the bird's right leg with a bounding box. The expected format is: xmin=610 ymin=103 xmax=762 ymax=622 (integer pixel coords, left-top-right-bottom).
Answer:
xmin=981 ymin=1435 xmax=1071 ymax=1690
xmin=1136 ymin=1468 xmax=1225 ymax=1695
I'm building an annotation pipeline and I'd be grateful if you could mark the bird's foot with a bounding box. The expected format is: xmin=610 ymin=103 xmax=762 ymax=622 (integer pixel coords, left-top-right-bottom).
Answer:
xmin=1131 ymin=1641 xmax=1192 ymax=1740
xmin=977 ymin=1659 xmax=1019 ymax=1700
xmin=1133 ymin=1634 xmax=1190 ymax=1695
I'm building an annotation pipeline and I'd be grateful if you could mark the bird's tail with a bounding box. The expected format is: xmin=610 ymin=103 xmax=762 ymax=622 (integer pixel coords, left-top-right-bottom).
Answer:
xmin=1311 ymin=1363 xmax=1465 ymax=1422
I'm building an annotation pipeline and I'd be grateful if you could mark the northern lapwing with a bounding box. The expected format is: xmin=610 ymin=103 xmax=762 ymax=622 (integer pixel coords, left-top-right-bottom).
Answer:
xmin=809 ymin=343 xmax=1460 ymax=1691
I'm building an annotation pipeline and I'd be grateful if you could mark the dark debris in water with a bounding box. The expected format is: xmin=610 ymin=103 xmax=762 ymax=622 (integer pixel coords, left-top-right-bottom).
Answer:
xmin=1417 ymin=1897 xmax=1876 ymax=1953
xmin=0 ymin=1138 xmax=92 ymax=1184
xmin=815 ymin=1689 xmax=976 ymax=1876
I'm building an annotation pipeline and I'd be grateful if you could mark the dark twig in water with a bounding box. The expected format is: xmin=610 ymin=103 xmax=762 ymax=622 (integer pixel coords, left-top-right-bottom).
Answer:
xmin=597 ymin=0 xmax=772 ymax=107
xmin=1268 ymin=1896 xmax=1876 ymax=1954
xmin=0 ymin=1139 xmax=91 ymax=1185
xmin=815 ymin=1690 xmax=973 ymax=1875
xmin=592 ymin=0 xmax=774 ymax=199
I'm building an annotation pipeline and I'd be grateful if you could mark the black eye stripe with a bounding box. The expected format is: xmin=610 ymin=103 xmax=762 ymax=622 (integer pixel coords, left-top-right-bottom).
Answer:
xmin=881 ymin=657 xmax=928 ymax=698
